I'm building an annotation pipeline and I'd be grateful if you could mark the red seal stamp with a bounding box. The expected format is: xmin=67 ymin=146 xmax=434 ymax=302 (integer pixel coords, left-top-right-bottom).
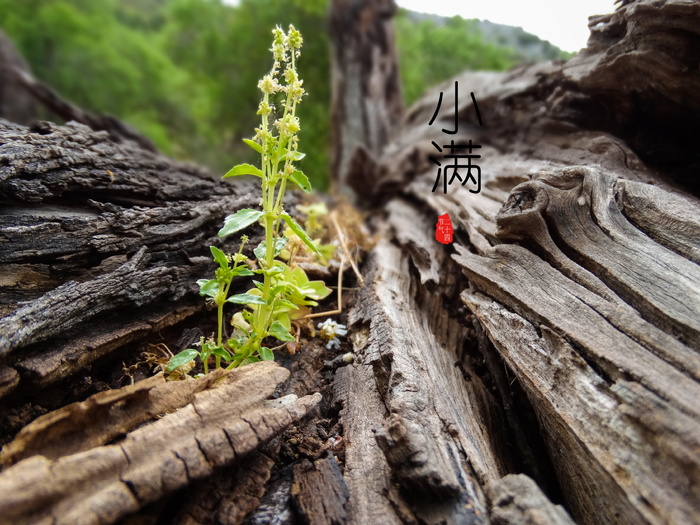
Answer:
xmin=436 ymin=213 xmax=453 ymax=244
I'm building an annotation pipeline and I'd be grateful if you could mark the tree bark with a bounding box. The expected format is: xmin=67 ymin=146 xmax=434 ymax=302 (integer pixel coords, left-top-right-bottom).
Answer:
xmin=328 ymin=0 xmax=404 ymax=202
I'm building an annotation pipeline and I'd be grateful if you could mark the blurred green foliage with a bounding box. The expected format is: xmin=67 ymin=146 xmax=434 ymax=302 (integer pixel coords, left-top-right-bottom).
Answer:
xmin=395 ymin=12 xmax=516 ymax=105
xmin=0 ymin=0 xmax=555 ymax=189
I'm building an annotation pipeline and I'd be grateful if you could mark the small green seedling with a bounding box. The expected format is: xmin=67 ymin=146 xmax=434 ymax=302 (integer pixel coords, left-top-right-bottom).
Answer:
xmin=167 ymin=25 xmax=331 ymax=375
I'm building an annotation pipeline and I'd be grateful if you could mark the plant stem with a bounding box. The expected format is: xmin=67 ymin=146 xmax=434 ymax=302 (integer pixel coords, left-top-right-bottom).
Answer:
xmin=216 ymin=301 xmax=223 ymax=369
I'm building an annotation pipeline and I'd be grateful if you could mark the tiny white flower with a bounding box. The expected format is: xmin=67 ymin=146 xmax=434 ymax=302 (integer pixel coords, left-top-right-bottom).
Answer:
xmin=318 ymin=318 xmax=347 ymax=349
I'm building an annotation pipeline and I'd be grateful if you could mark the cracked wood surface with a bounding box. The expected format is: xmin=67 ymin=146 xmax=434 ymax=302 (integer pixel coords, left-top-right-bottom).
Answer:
xmin=337 ymin=1 xmax=700 ymax=524
xmin=339 ymin=237 xmax=507 ymax=525
xmin=0 ymin=119 xmax=262 ymax=400
xmin=490 ymin=475 xmax=574 ymax=525
xmin=0 ymin=369 xmax=227 ymax=466
xmin=0 ymin=361 xmax=320 ymax=525
xmin=291 ymin=455 xmax=350 ymax=525
xmin=173 ymin=443 xmax=278 ymax=525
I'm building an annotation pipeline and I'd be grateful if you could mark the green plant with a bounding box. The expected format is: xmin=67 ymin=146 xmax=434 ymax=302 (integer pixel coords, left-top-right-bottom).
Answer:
xmin=168 ymin=24 xmax=331 ymax=374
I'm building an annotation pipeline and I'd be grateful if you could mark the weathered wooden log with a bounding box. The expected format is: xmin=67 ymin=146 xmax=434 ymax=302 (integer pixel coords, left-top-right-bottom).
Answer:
xmin=1 ymin=0 xmax=699 ymax=523
xmin=0 ymin=119 xmax=263 ymax=403
xmin=332 ymin=1 xmax=700 ymax=524
xmin=0 ymin=361 xmax=321 ymax=525
xmin=328 ymin=0 xmax=404 ymax=201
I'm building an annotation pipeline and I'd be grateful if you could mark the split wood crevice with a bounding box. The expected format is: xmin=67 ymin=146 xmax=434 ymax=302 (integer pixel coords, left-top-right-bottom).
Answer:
xmin=332 ymin=1 xmax=700 ymax=524
xmin=338 ymin=167 xmax=699 ymax=524
xmin=0 ymin=0 xmax=698 ymax=523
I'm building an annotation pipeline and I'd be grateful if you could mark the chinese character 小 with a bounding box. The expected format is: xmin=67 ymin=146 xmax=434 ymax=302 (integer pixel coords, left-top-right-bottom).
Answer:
xmin=428 ymin=81 xmax=483 ymax=194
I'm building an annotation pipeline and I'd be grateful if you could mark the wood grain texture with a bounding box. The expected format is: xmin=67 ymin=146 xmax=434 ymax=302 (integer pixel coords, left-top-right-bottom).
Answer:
xmin=0 ymin=362 xmax=321 ymax=525
xmin=340 ymin=2 xmax=700 ymax=523
xmin=172 ymin=444 xmax=278 ymax=525
xmin=291 ymin=455 xmax=349 ymax=525
xmin=339 ymin=238 xmax=510 ymax=525
xmin=0 ymin=119 xmax=262 ymax=399
xmin=490 ymin=474 xmax=575 ymax=525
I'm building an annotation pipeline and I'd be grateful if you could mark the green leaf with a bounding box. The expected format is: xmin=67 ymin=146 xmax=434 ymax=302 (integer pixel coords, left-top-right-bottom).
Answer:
xmin=274 ymin=298 xmax=299 ymax=311
xmin=280 ymin=149 xmax=306 ymax=161
xmin=281 ymin=213 xmax=321 ymax=256
xmin=199 ymin=341 xmax=215 ymax=359
xmin=230 ymin=356 xmax=245 ymax=367
xmin=166 ymin=349 xmax=200 ymax=372
xmin=242 ymin=138 xmax=262 ymax=154
xmin=231 ymin=267 xmax=254 ymax=277
xmin=219 ymin=209 xmax=263 ymax=237
xmin=253 ymin=237 xmax=288 ymax=261
xmin=270 ymin=283 xmax=294 ymax=298
xmin=227 ymin=337 xmax=243 ymax=352
xmin=289 ymin=170 xmax=311 ymax=193
xmin=223 ymin=163 xmax=263 ymax=178
xmin=275 ymin=313 xmax=292 ymax=331
xmin=259 ymin=347 xmax=275 ymax=361
xmin=211 ymin=346 xmax=232 ymax=361
xmin=268 ymin=320 xmax=295 ymax=341
xmin=255 ymin=265 xmax=285 ymax=276
xmin=197 ymin=279 xmax=219 ymax=298
xmin=275 ymin=236 xmax=289 ymax=254
xmin=302 ymin=280 xmax=333 ymax=300
xmin=318 ymin=243 xmax=337 ymax=260
xmin=210 ymin=246 xmax=229 ymax=269
xmin=253 ymin=241 xmax=265 ymax=261
xmin=227 ymin=293 xmax=267 ymax=305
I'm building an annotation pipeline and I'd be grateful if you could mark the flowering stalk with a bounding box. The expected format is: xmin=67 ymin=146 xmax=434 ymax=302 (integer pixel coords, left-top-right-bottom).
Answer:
xmin=216 ymin=25 xmax=328 ymax=366
xmin=166 ymin=25 xmax=331 ymax=374
xmin=252 ymin=25 xmax=307 ymax=352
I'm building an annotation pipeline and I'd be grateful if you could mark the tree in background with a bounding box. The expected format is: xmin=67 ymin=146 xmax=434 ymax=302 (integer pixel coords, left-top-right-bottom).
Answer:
xmin=395 ymin=12 xmax=516 ymax=105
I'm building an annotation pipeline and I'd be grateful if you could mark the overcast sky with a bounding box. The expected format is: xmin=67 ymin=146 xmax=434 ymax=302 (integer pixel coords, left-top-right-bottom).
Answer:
xmin=395 ymin=0 xmax=618 ymax=52
xmin=222 ymin=0 xmax=619 ymax=53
